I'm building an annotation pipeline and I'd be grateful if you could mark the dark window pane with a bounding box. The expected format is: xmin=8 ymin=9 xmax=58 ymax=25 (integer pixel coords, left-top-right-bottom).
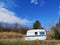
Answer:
xmin=35 ymin=32 xmax=37 ymax=35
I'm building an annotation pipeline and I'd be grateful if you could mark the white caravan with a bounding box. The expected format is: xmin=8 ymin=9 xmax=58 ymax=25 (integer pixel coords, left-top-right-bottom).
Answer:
xmin=25 ymin=29 xmax=47 ymax=40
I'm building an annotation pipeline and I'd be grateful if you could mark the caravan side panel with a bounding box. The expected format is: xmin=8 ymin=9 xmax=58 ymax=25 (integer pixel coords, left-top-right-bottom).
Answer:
xmin=25 ymin=29 xmax=47 ymax=40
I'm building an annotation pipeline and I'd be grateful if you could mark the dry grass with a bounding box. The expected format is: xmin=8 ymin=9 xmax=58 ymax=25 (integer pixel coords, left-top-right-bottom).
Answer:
xmin=0 ymin=32 xmax=24 ymax=38
xmin=0 ymin=39 xmax=60 ymax=45
xmin=0 ymin=32 xmax=60 ymax=45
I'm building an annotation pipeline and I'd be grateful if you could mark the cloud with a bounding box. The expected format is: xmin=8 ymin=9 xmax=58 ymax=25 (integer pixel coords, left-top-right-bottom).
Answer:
xmin=0 ymin=0 xmax=17 ymax=10
xmin=31 ymin=0 xmax=38 ymax=5
xmin=31 ymin=0 xmax=45 ymax=7
xmin=59 ymin=6 xmax=60 ymax=8
xmin=5 ymin=0 xmax=17 ymax=9
xmin=0 ymin=3 xmax=28 ymax=24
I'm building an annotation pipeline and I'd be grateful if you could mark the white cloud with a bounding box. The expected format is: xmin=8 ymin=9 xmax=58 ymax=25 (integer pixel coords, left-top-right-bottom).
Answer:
xmin=31 ymin=0 xmax=38 ymax=5
xmin=0 ymin=3 xmax=28 ymax=24
xmin=5 ymin=0 xmax=17 ymax=9
xmin=59 ymin=6 xmax=60 ymax=8
xmin=31 ymin=0 xmax=45 ymax=7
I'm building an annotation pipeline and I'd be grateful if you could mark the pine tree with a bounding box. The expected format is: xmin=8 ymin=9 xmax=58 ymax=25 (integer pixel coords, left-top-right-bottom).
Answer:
xmin=33 ymin=20 xmax=43 ymax=29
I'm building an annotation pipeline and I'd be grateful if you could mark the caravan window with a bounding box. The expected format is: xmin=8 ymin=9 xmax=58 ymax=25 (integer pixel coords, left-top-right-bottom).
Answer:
xmin=35 ymin=32 xmax=37 ymax=35
xmin=40 ymin=32 xmax=45 ymax=35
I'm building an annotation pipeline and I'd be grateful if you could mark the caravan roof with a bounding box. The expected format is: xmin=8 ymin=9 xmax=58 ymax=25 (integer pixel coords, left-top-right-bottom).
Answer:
xmin=27 ymin=29 xmax=46 ymax=32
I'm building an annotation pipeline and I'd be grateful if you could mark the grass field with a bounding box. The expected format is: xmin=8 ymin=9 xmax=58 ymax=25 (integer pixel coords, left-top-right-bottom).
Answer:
xmin=0 ymin=32 xmax=60 ymax=45
xmin=0 ymin=39 xmax=60 ymax=45
xmin=0 ymin=32 xmax=24 ymax=39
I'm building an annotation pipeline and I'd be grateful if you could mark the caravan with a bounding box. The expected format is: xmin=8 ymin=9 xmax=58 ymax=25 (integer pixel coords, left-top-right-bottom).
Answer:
xmin=25 ymin=29 xmax=47 ymax=40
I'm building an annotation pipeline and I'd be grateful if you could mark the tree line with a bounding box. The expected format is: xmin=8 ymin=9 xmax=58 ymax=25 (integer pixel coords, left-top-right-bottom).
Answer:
xmin=0 ymin=20 xmax=43 ymax=34
xmin=0 ymin=23 xmax=29 ymax=34
xmin=0 ymin=19 xmax=60 ymax=40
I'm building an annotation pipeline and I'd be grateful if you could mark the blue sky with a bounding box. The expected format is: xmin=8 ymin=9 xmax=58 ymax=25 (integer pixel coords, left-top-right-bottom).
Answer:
xmin=0 ymin=0 xmax=60 ymax=30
